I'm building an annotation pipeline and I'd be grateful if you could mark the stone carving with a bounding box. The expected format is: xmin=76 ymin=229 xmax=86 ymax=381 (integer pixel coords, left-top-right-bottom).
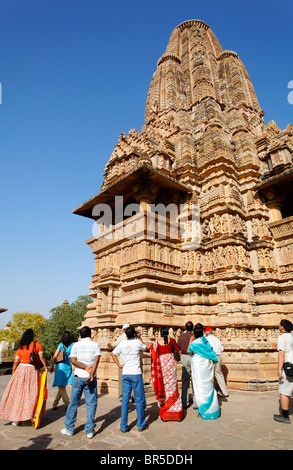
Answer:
xmin=201 ymin=213 xmax=248 ymax=239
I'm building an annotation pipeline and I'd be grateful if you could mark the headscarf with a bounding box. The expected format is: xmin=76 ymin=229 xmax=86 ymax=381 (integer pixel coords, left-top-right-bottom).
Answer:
xmin=188 ymin=335 xmax=218 ymax=363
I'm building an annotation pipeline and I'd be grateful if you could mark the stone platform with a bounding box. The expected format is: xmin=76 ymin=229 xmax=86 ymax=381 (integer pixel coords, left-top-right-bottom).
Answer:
xmin=0 ymin=372 xmax=292 ymax=451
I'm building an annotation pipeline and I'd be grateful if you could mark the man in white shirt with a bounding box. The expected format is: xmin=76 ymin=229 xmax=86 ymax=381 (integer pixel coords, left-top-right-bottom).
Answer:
xmin=112 ymin=326 xmax=148 ymax=432
xmin=61 ymin=326 xmax=101 ymax=438
xmin=205 ymin=326 xmax=229 ymax=397
xmin=274 ymin=319 xmax=293 ymax=424
xmin=107 ymin=323 xmax=129 ymax=400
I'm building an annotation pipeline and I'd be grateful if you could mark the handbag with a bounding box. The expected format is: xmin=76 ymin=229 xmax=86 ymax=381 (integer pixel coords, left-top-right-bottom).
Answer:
xmin=283 ymin=362 xmax=293 ymax=377
xmin=56 ymin=344 xmax=66 ymax=363
xmin=29 ymin=342 xmax=43 ymax=369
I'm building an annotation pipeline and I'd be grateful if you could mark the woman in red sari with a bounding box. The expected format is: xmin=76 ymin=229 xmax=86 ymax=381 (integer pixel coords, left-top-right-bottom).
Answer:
xmin=150 ymin=327 xmax=185 ymax=421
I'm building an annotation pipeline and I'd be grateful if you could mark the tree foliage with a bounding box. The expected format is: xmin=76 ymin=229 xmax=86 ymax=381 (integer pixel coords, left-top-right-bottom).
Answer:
xmin=0 ymin=312 xmax=46 ymax=347
xmin=39 ymin=295 xmax=93 ymax=359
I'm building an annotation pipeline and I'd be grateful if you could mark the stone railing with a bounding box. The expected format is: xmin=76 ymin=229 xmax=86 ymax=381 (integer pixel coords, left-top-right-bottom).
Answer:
xmin=87 ymin=210 xmax=182 ymax=254
xmin=269 ymin=216 xmax=293 ymax=240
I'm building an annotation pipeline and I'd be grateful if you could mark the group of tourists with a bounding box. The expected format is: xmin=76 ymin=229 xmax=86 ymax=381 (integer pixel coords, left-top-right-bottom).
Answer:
xmin=0 ymin=319 xmax=292 ymax=437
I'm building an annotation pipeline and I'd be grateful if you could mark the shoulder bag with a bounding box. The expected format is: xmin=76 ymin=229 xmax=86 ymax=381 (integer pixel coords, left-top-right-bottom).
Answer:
xmin=283 ymin=362 xmax=293 ymax=377
xmin=29 ymin=342 xmax=43 ymax=369
xmin=56 ymin=344 xmax=66 ymax=363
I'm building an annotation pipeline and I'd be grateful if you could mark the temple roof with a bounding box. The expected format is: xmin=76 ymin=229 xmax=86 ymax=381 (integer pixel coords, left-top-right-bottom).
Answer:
xmin=74 ymin=20 xmax=292 ymax=222
xmin=73 ymin=163 xmax=190 ymax=219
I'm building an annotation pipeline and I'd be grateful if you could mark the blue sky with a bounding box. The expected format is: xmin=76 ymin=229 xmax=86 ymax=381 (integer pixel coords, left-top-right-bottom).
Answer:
xmin=0 ymin=0 xmax=292 ymax=329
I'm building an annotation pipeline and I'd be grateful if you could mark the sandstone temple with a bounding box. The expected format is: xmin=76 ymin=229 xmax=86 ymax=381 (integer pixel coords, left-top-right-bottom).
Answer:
xmin=73 ymin=20 xmax=293 ymax=394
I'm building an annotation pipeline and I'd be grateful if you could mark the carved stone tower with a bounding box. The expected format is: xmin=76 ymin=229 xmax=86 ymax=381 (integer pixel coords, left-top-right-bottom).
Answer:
xmin=73 ymin=20 xmax=293 ymax=393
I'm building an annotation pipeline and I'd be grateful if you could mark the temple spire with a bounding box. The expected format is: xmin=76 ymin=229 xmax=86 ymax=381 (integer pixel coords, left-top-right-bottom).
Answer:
xmin=145 ymin=19 xmax=262 ymax=127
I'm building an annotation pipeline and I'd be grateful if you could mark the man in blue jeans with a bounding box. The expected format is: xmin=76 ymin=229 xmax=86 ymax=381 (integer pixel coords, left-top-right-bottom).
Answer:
xmin=61 ymin=326 xmax=101 ymax=439
xmin=112 ymin=326 xmax=148 ymax=432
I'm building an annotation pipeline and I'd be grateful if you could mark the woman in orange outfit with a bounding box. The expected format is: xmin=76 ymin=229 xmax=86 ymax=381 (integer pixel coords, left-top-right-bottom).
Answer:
xmin=0 ymin=329 xmax=47 ymax=426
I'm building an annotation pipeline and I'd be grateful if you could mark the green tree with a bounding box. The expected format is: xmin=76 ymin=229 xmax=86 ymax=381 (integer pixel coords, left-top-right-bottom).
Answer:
xmin=39 ymin=295 xmax=93 ymax=359
xmin=0 ymin=312 xmax=46 ymax=347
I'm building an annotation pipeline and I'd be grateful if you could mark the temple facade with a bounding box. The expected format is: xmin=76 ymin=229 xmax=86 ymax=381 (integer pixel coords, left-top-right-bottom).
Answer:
xmin=73 ymin=20 xmax=293 ymax=394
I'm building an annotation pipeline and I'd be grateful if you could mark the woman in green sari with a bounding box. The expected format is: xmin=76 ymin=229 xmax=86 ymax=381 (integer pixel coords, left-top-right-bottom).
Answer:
xmin=188 ymin=324 xmax=220 ymax=420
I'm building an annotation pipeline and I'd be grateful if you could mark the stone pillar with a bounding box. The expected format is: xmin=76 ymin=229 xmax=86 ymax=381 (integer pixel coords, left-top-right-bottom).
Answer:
xmin=267 ymin=200 xmax=282 ymax=222
xmin=265 ymin=189 xmax=283 ymax=222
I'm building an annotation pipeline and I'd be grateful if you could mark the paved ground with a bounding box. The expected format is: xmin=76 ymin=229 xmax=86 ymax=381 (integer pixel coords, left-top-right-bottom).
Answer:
xmin=0 ymin=372 xmax=292 ymax=451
